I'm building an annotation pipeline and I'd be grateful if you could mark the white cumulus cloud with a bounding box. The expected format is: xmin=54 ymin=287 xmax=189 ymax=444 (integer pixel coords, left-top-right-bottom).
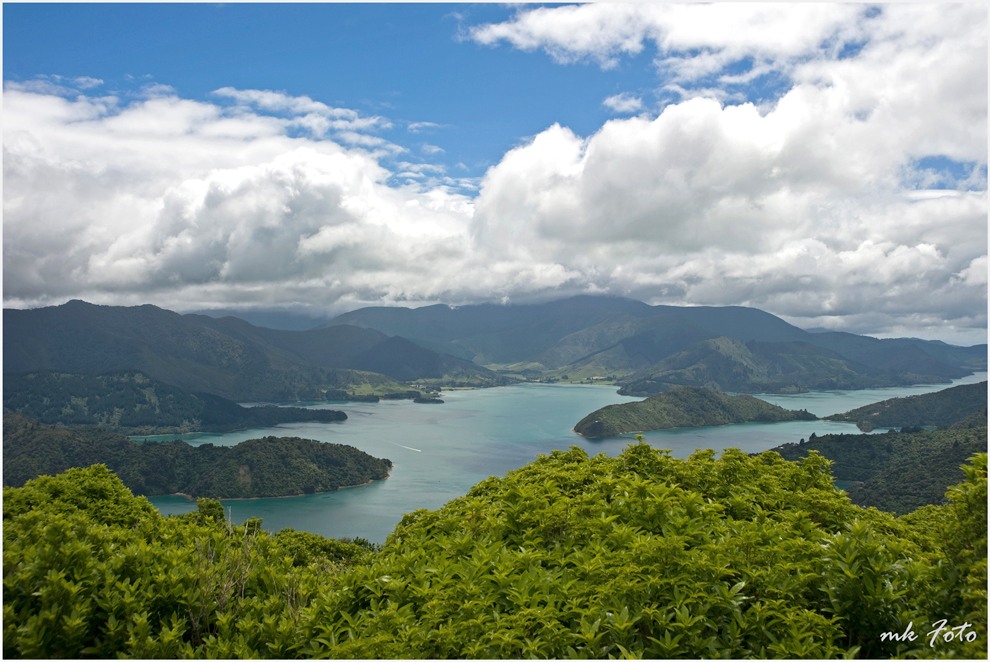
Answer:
xmin=465 ymin=2 xmax=987 ymax=342
xmin=3 ymin=3 xmax=987 ymax=344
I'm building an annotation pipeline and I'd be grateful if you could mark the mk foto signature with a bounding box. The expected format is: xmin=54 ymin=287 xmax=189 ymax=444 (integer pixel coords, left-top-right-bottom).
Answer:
xmin=881 ymin=619 xmax=978 ymax=647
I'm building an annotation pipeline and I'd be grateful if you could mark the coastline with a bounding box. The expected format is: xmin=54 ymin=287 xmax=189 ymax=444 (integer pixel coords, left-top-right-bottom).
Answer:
xmin=166 ymin=475 xmax=386 ymax=502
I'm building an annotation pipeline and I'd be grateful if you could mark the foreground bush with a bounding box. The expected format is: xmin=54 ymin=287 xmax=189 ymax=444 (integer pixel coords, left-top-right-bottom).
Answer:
xmin=298 ymin=445 xmax=986 ymax=658
xmin=2 ymin=466 xmax=363 ymax=658
xmin=4 ymin=446 xmax=986 ymax=658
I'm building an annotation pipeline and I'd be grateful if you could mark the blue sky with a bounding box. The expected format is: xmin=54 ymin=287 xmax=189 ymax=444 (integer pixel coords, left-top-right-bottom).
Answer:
xmin=4 ymin=3 xmax=655 ymax=183
xmin=3 ymin=2 xmax=987 ymax=345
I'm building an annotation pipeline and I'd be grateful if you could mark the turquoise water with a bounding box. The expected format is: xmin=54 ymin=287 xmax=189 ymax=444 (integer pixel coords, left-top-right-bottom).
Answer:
xmin=147 ymin=373 xmax=986 ymax=543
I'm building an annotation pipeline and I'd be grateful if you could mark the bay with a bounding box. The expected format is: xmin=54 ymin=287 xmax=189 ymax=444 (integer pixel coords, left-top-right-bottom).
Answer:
xmin=147 ymin=373 xmax=986 ymax=543
xmin=751 ymin=372 xmax=987 ymax=417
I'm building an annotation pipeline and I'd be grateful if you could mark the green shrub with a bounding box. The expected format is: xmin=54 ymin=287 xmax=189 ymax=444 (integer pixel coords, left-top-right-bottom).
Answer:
xmin=4 ymin=448 xmax=986 ymax=658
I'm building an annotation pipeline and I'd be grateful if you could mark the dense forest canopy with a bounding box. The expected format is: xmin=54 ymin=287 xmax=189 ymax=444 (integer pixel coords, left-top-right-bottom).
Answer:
xmin=768 ymin=381 xmax=989 ymax=515
xmin=3 ymin=447 xmax=985 ymax=658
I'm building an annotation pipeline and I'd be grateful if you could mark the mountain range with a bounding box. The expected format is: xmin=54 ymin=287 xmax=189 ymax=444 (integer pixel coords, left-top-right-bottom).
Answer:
xmin=4 ymin=296 xmax=985 ymax=402
xmin=3 ymin=299 xmax=503 ymax=401
xmin=326 ymin=295 xmax=985 ymax=394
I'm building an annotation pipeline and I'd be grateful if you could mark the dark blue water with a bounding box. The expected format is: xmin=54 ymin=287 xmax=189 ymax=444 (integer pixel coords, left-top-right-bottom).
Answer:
xmin=147 ymin=373 xmax=986 ymax=543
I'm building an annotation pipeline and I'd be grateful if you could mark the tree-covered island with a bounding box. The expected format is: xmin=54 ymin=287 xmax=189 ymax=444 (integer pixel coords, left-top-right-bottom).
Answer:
xmin=574 ymin=386 xmax=817 ymax=438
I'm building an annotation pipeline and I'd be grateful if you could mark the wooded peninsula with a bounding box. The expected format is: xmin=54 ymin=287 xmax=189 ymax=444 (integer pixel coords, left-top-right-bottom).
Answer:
xmin=3 ymin=413 xmax=391 ymax=499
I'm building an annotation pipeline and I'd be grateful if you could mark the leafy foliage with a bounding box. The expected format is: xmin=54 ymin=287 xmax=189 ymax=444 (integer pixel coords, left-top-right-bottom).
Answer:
xmin=574 ymin=385 xmax=816 ymax=437
xmin=295 ymin=444 xmax=986 ymax=658
xmin=3 ymin=413 xmax=391 ymax=498
xmin=3 ymin=447 xmax=986 ymax=658
xmin=3 ymin=466 xmax=373 ymax=658
xmin=825 ymin=381 xmax=987 ymax=431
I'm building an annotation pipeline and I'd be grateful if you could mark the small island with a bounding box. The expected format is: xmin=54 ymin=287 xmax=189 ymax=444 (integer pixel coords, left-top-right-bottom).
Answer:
xmin=574 ymin=386 xmax=817 ymax=438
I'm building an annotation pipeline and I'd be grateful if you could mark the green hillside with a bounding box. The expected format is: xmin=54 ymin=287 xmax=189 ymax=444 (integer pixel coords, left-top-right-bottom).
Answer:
xmin=3 ymin=300 xmax=503 ymax=401
xmin=3 ymin=447 xmax=985 ymax=658
xmin=5 ymin=298 xmax=983 ymax=400
xmin=770 ymin=426 xmax=987 ymax=515
xmin=574 ymin=386 xmax=817 ymax=438
xmin=616 ymin=337 xmax=949 ymax=396
xmin=322 ymin=368 xmax=421 ymax=400
xmin=3 ymin=371 xmax=347 ymax=433
xmin=327 ymin=295 xmax=659 ymax=365
xmin=326 ymin=296 xmax=985 ymax=392
xmin=825 ymin=381 xmax=988 ymax=431
xmin=2 ymin=413 xmax=391 ymax=499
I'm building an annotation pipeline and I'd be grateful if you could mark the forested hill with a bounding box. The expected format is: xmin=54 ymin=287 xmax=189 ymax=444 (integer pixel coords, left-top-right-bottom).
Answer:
xmin=2 ymin=413 xmax=391 ymax=499
xmin=825 ymin=381 xmax=988 ymax=431
xmin=770 ymin=381 xmax=989 ymax=515
xmin=4 ymin=297 xmax=984 ymax=398
xmin=3 ymin=447 xmax=986 ymax=658
xmin=3 ymin=371 xmax=346 ymax=434
xmin=326 ymin=295 xmax=985 ymax=393
xmin=770 ymin=426 xmax=987 ymax=515
xmin=574 ymin=386 xmax=816 ymax=438
xmin=2 ymin=300 xmax=502 ymax=402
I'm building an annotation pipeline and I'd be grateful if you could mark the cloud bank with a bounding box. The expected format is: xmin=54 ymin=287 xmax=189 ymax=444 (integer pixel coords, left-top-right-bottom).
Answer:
xmin=3 ymin=3 xmax=987 ymax=344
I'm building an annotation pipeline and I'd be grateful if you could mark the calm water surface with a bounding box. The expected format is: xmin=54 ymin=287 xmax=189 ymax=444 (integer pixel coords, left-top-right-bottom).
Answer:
xmin=148 ymin=373 xmax=986 ymax=543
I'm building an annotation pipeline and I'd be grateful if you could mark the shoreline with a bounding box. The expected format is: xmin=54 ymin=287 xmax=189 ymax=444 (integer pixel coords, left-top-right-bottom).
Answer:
xmin=167 ymin=475 xmax=386 ymax=502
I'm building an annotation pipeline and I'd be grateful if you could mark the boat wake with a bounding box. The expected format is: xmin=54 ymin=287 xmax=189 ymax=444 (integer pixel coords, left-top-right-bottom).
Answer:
xmin=390 ymin=442 xmax=422 ymax=452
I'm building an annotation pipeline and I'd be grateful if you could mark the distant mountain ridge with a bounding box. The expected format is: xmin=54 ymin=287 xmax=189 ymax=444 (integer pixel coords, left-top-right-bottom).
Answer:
xmin=326 ymin=296 xmax=811 ymax=367
xmin=3 ymin=300 xmax=503 ymax=401
xmin=4 ymin=296 xmax=984 ymax=400
xmin=326 ymin=295 xmax=985 ymax=394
